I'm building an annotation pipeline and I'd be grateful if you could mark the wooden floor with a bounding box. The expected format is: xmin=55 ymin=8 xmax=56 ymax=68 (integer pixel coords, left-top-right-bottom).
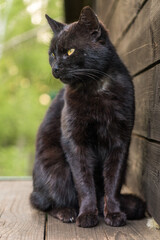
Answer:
xmin=0 ymin=180 xmax=160 ymax=240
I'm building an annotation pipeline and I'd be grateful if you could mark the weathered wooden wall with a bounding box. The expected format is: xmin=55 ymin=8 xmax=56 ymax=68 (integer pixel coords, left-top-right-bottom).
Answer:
xmin=96 ymin=0 xmax=160 ymax=224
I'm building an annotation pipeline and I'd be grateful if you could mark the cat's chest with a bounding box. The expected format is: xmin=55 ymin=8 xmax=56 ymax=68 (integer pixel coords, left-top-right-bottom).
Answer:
xmin=62 ymin=93 xmax=113 ymax=141
xmin=69 ymin=93 xmax=110 ymax=120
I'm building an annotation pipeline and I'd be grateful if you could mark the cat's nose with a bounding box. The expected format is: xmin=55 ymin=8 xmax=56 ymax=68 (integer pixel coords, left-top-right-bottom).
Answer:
xmin=52 ymin=63 xmax=60 ymax=78
xmin=54 ymin=66 xmax=59 ymax=73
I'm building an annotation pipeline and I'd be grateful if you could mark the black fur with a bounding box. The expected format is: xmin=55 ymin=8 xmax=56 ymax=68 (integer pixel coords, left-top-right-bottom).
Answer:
xmin=30 ymin=6 xmax=145 ymax=227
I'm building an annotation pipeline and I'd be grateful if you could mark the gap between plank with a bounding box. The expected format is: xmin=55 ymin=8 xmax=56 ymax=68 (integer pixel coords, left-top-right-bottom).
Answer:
xmin=132 ymin=132 xmax=160 ymax=145
xmin=44 ymin=213 xmax=48 ymax=240
xmin=132 ymin=59 xmax=160 ymax=78
xmin=115 ymin=0 xmax=149 ymax=48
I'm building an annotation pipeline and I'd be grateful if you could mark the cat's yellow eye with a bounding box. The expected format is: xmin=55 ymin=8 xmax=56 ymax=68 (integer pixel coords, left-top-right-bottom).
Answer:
xmin=67 ymin=48 xmax=75 ymax=56
xmin=52 ymin=53 xmax=55 ymax=57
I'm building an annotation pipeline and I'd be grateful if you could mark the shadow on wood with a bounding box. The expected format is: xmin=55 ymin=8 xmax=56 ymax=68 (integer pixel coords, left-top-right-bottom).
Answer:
xmin=64 ymin=0 xmax=96 ymax=23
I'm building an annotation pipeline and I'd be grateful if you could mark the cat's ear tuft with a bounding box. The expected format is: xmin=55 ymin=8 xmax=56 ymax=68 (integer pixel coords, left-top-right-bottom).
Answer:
xmin=45 ymin=14 xmax=65 ymax=34
xmin=78 ymin=6 xmax=101 ymax=39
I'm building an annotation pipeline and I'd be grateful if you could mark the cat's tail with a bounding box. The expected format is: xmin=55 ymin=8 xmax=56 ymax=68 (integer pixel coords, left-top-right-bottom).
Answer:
xmin=119 ymin=194 xmax=146 ymax=220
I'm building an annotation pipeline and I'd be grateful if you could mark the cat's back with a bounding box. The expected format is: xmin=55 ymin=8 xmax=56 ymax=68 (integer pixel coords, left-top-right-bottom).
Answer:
xmin=36 ymin=88 xmax=65 ymax=146
xmin=42 ymin=88 xmax=64 ymax=123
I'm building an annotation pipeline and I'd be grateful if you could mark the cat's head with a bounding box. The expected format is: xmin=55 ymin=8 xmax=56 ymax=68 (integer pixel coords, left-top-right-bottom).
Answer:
xmin=46 ymin=6 xmax=112 ymax=85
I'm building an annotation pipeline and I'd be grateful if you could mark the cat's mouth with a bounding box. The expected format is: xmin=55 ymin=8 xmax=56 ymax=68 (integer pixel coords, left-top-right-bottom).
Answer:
xmin=52 ymin=69 xmax=75 ymax=84
xmin=52 ymin=69 xmax=60 ymax=79
xmin=52 ymin=73 xmax=72 ymax=84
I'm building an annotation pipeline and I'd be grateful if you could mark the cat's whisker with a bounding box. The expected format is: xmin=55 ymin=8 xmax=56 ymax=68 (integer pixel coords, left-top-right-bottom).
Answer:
xmin=72 ymin=68 xmax=114 ymax=82
xmin=86 ymin=69 xmax=115 ymax=82
xmin=72 ymin=71 xmax=99 ymax=81
xmin=71 ymin=69 xmax=100 ymax=79
xmin=70 ymin=73 xmax=87 ymax=86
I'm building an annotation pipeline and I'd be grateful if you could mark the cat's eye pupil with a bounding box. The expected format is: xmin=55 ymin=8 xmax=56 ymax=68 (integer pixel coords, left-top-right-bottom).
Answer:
xmin=67 ymin=49 xmax=75 ymax=56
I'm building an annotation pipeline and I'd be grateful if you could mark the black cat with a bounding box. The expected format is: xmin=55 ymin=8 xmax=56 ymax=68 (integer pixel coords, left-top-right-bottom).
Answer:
xmin=30 ymin=6 xmax=145 ymax=227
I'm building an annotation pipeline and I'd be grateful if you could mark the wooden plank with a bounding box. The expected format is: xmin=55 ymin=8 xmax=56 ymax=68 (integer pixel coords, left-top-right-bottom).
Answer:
xmin=103 ymin=219 xmax=160 ymax=240
xmin=129 ymin=219 xmax=160 ymax=240
xmin=46 ymin=215 xmax=160 ymax=240
xmin=126 ymin=135 xmax=160 ymax=224
xmin=46 ymin=217 xmax=108 ymax=240
xmin=0 ymin=181 xmax=45 ymax=240
xmin=126 ymin=136 xmax=146 ymax=197
xmin=132 ymin=64 xmax=160 ymax=142
xmin=96 ymin=0 xmax=118 ymax=26
xmin=106 ymin=0 xmax=145 ymax=45
xmin=101 ymin=220 xmax=143 ymax=240
xmin=95 ymin=0 xmax=103 ymax=15
xmin=116 ymin=0 xmax=160 ymax=76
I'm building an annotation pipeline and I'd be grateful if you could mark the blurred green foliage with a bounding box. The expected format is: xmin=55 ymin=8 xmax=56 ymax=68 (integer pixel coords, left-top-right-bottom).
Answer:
xmin=0 ymin=0 xmax=63 ymax=176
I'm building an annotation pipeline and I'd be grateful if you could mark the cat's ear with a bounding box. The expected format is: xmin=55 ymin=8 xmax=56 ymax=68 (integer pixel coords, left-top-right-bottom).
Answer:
xmin=45 ymin=14 xmax=65 ymax=34
xmin=78 ymin=6 xmax=101 ymax=39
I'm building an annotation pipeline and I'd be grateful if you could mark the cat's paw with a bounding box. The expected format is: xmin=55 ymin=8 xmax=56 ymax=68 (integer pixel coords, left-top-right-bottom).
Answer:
xmin=76 ymin=212 xmax=99 ymax=228
xmin=49 ymin=208 xmax=77 ymax=223
xmin=104 ymin=212 xmax=126 ymax=227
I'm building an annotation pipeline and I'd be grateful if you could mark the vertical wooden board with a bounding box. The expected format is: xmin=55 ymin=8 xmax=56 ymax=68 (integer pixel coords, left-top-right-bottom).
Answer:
xmin=0 ymin=181 xmax=45 ymax=240
xmin=96 ymin=0 xmax=118 ymax=27
xmin=126 ymin=136 xmax=146 ymax=197
xmin=107 ymin=0 xmax=145 ymax=45
xmin=133 ymin=65 xmax=160 ymax=142
xmin=117 ymin=0 xmax=160 ymax=75
xmin=142 ymin=141 xmax=160 ymax=225
xmin=95 ymin=0 xmax=103 ymax=16
xmin=127 ymin=136 xmax=160 ymax=224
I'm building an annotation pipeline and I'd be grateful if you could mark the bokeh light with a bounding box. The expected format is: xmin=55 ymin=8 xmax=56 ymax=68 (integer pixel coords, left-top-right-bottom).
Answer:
xmin=0 ymin=0 xmax=63 ymax=176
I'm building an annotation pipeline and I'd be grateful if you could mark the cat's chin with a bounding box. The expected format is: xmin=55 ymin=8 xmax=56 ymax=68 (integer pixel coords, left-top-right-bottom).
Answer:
xmin=59 ymin=77 xmax=76 ymax=85
xmin=52 ymin=74 xmax=70 ymax=84
xmin=59 ymin=77 xmax=69 ymax=84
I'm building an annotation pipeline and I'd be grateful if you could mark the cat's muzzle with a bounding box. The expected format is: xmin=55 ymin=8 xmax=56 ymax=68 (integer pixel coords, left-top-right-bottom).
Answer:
xmin=52 ymin=67 xmax=60 ymax=79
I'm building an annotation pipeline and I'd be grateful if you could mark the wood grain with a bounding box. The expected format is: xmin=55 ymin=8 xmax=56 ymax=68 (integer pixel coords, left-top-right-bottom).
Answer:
xmin=128 ymin=219 xmax=160 ymax=240
xmin=133 ymin=64 xmax=160 ymax=142
xmin=116 ymin=0 xmax=160 ymax=75
xmin=106 ymin=0 xmax=146 ymax=45
xmin=0 ymin=181 xmax=45 ymax=240
xmin=96 ymin=0 xmax=118 ymax=27
xmin=127 ymin=135 xmax=160 ymax=224
xmin=46 ymin=215 xmax=160 ymax=240
xmin=46 ymin=216 xmax=108 ymax=240
xmin=0 ymin=181 xmax=160 ymax=239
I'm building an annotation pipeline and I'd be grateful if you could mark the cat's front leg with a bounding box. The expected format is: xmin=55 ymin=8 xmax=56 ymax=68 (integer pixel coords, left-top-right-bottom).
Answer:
xmin=103 ymin=141 xmax=129 ymax=227
xmin=63 ymin=142 xmax=98 ymax=228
